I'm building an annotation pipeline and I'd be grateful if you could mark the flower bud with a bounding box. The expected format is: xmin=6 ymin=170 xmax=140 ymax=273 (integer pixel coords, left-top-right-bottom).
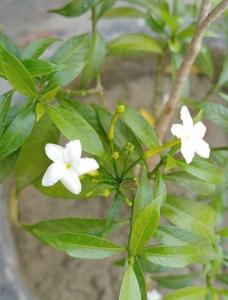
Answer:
xmin=116 ymin=104 xmax=125 ymax=114
xmin=112 ymin=151 xmax=120 ymax=160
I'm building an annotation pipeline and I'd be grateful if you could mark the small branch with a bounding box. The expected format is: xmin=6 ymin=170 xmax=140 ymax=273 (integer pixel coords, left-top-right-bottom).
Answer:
xmin=198 ymin=0 xmax=211 ymax=25
xmin=156 ymin=0 xmax=228 ymax=141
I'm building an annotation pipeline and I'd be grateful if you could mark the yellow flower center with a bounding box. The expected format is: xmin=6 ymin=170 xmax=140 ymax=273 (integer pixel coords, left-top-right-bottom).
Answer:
xmin=65 ymin=163 xmax=72 ymax=170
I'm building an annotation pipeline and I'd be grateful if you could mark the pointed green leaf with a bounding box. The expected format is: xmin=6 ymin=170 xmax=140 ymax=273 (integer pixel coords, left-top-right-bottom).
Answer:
xmin=163 ymin=286 xmax=208 ymax=300
xmin=154 ymin=273 xmax=199 ymax=289
xmin=0 ymin=91 xmax=13 ymax=138
xmin=103 ymin=6 xmax=144 ymax=19
xmin=123 ymin=106 xmax=159 ymax=148
xmin=22 ymin=37 xmax=58 ymax=59
xmin=162 ymin=196 xmax=216 ymax=243
xmin=15 ymin=114 xmax=59 ymax=191
xmin=132 ymin=168 xmax=153 ymax=223
xmin=129 ymin=199 xmax=160 ymax=255
xmin=119 ymin=264 xmax=141 ymax=300
xmin=0 ymin=151 xmax=19 ymax=183
xmin=0 ymin=105 xmax=35 ymax=160
xmin=177 ymin=159 xmax=223 ymax=184
xmin=140 ymin=245 xmax=204 ymax=268
xmin=164 ymin=172 xmax=215 ymax=196
xmin=50 ymin=34 xmax=90 ymax=85
xmin=48 ymin=106 xmax=104 ymax=156
xmin=0 ymin=43 xmax=37 ymax=97
xmin=23 ymin=217 xmax=125 ymax=237
xmin=134 ymin=257 xmax=147 ymax=300
xmin=80 ymin=32 xmax=106 ymax=86
xmin=0 ymin=31 xmax=21 ymax=58
xmin=30 ymin=230 xmax=124 ymax=259
xmin=109 ymin=33 xmax=162 ymax=55
xmin=202 ymin=102 xmax=228 ymax=131
xmin=49 ymin=0 xmax=99 ymax=17
xmin=23 ymin=59 xmax=60 ymax=77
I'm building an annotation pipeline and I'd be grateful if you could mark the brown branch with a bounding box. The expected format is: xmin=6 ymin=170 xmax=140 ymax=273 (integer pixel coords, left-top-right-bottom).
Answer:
xmin=198 ymin=0 xmax=211 ymax=25
xmin=156 ymin=0 xmax=228 ymax=141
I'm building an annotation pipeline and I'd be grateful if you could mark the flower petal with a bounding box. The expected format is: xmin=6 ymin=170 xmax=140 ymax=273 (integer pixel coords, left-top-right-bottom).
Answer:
xmin=42 ymin=163 xmax=64 ymax=186
xmin=193 ymin=121 xmax=206 ymax=139
xmin=45 ymin=144 xmax=64 ymax=162
xmin=180 ymin=106 xmax=193 ymax=129
xmin=60 ymin=169 xmax=81 ymax=194
xmin=75 ymin=158 xmax=99 ymax=176
xmin=64 ymin=140 xmax=82 ymax=163
xmin=171 ymin=124 xmax=184 ymax=138
xmin=181 ymin=139 xmax=195 ymax=164
xmin=195 ymin=139 xmax=210 ymax=159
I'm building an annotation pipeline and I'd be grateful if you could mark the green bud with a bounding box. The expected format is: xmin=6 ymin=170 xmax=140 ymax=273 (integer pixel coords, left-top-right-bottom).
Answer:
xmin=123 ymin=197 xmax=133 ymax=207
xmin=128 ymin=256 xmax=135 ymax=265
xmin=112 ymin=152 xmax=120 ymax=160
xmin=101 ymin=189 xmax=111 ymax=198
xmin=116 ymin=104 xmax=125 ymax=114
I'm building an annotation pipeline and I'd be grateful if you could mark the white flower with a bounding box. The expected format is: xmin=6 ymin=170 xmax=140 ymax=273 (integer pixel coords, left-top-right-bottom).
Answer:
xmin=147 ymin=289 xmax=162 ymax=300
xmin=42 ymin=140 xmax=99 ymax=194
xmin=171 ymin=106 xmax=210 ymax=164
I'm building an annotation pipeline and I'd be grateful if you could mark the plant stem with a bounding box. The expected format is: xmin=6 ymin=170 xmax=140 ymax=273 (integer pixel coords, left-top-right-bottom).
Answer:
xmin=144 ymin=138 xmax=180 ymax=159
xmin=9 ymin=187 xmax=20 ymax=228
xmin=156 ymin=0 xmax=228 ymax=141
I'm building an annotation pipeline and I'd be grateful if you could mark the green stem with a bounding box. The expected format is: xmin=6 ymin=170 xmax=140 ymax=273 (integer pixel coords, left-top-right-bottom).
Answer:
xmin=144 ymin=138 xmax=180 ymax=159
xmin=9 ymin=187 xmax=20 ymax=228
xmin=91 ymin=6 xmax=97 ymax=35
xmin=202 ymin=84 xmax=219 ymax=101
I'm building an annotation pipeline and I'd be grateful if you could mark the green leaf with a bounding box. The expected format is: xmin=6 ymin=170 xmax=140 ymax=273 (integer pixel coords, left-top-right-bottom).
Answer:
xmin=218 ymin=227 xmax=228 ymax=238
xmin=29 ymin=230 xmax=124 ymax=259
xmin=95 ymin=0 xmax=117 ymax=19
xmin=22 ymin=59 xmax=61 ymax=77
xmin=0 ymin=151 xmax=19 ymax=183
xmin=162 ymin=195 xmax=216 ymax=243
xmin=163 ymin=286 xmax=208 ymax=300
xmin=15 ymin=114 xmax=59 ymax=191
xmin=139 ymin=257 xmax=173 ymax=274
xmin=0 ymin=43 xmax=37 ymax=97
xmin=0 ymin=91 xmax=13 ymax=138
xmin=0 ymin=31 xmax=22 ymax=58
xmin=153 ymin=172 xmax=167 ymax=204
xmin=153 ymin=273 xmax=199 ymax=289
xmin=156 ymin=225 xmax=211 ymax=249
xmin=140 ymin=245 xmax=204 ymax=268
xmin=23 ymin=217 xmax=125 ymax=237
xmin=50 ymin=34 xmax=90 ymax=85
xmin=202 ymin=102 xmax=228 ymax=131
xmin=35 ymin=175 xmax=113 ymax=200
xmin=145 ymin=12 xmax=165 ymax=34
xmin=177 ymin=159 xmax=223 ymax=184
xmin=119 ymin=264 xmax=141 ymax=300
xmin=129 ymin=199 xmax=160 ymax=255
xmin=216 ymin=274 xmax=228 ymax=285
xmin=195 ymin=45 xmax=214 ymax=78
xmin=80 ymin=32 xmax=106 ymax=86
xmin=132 ymin=168 xmax=153 ymax=223
xmin=103 ymin=7 xmax=144 ymax=19
xmin=178 ymin=23 xmax=196 ymax=39
xmin=0 ymin=105 xmax=35 ymax=160
xmin=22 ymin=37 xmax=58 ymax=59
xmin=164 ymin=172 xmax=215 ymax=196
xmin=108 ymin=33 xmax=162 ymax=55
xmin=219 ymin=92 xmax=228 ymax=102
xmin=218 ymin=56 xmax=228 ymax=87
xmin=123 ymin=106 xmax=158 ymax=148
xmin=49 ymin=0 xmax=99 ymax=17
xmin=48 ymin=106 xmax=104 ymax=156
xmin=134 ymin=257 xmax=147 ymax=300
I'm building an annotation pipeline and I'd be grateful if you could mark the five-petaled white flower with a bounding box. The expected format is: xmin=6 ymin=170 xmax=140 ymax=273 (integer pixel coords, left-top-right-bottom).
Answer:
xmin=147 ymin=289 xmax=162 ymax=300
xmin=42 ymin=140 xmax=99 ymax=194
xmin=171 ymin=106 xmax=210 ymax=164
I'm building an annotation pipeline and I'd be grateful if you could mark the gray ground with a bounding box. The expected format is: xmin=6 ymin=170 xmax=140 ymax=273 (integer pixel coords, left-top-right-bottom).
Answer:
xmin=0 ymin=1 xmax=227 ymax=300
